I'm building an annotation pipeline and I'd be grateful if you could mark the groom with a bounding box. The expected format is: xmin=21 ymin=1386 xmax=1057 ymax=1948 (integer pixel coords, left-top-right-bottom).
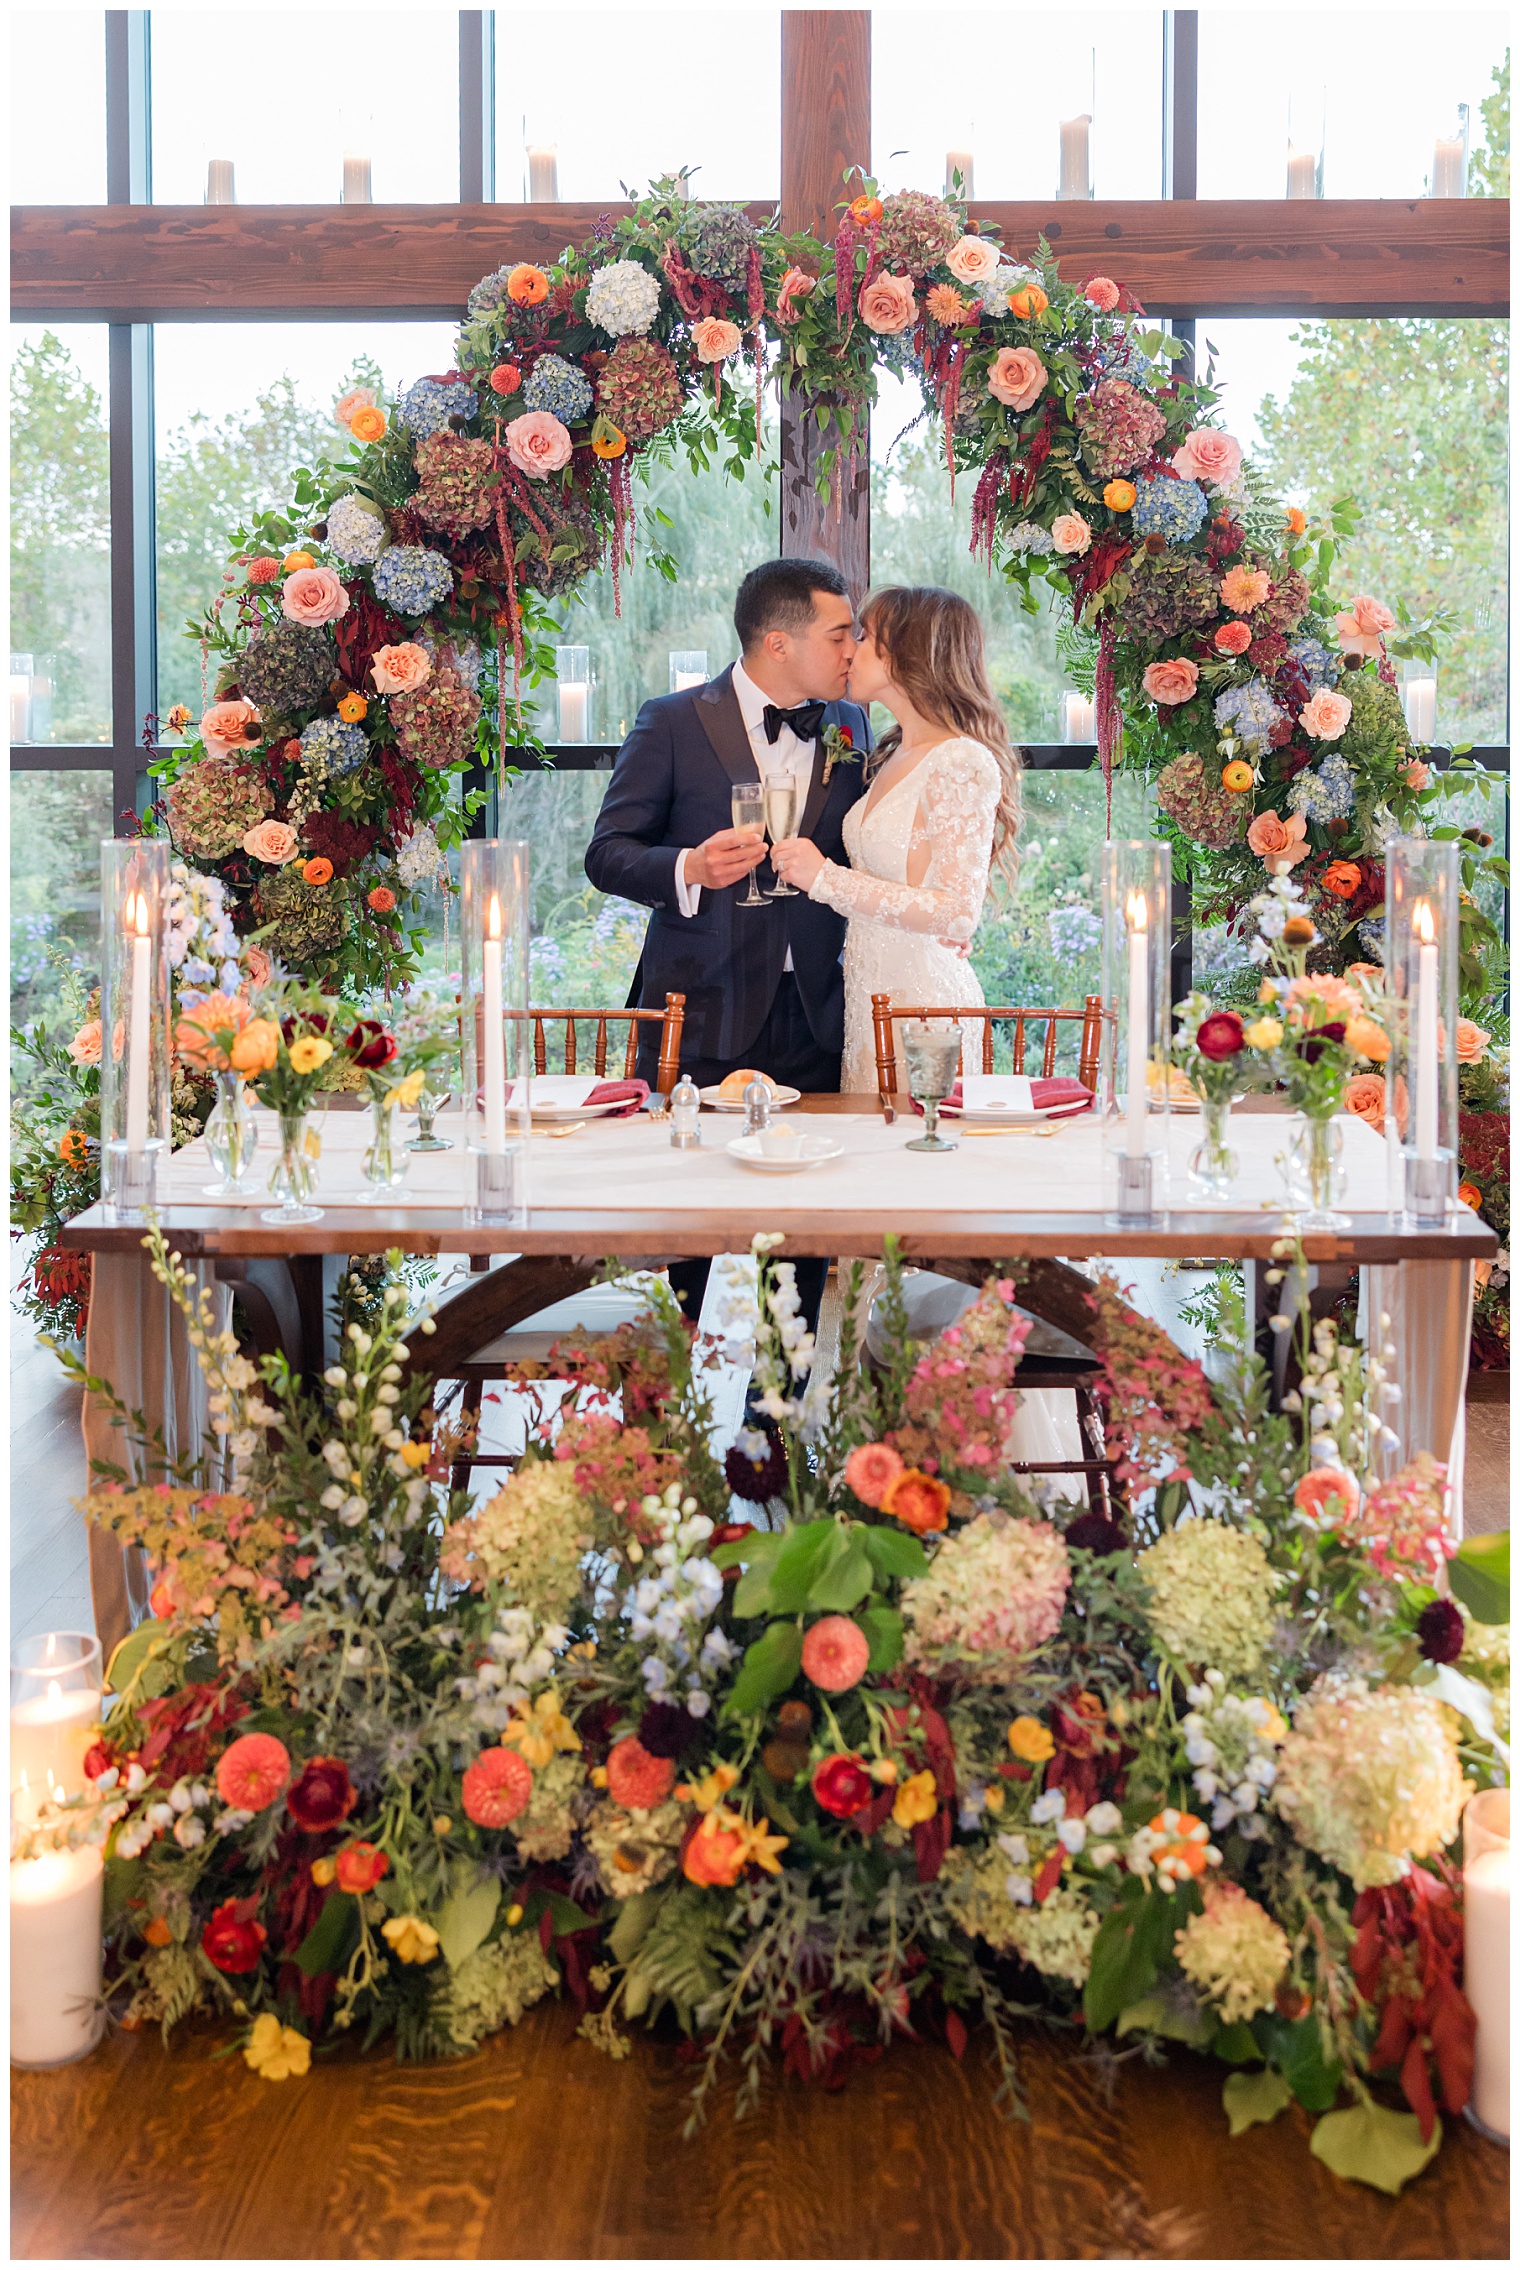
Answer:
xmin=584 ymin=556 xmax=873 ymax=1324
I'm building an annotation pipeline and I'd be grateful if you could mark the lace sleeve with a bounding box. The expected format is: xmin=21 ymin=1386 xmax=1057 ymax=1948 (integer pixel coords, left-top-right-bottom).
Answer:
xmin=807 ymin=740 xmax=1000 ymax=939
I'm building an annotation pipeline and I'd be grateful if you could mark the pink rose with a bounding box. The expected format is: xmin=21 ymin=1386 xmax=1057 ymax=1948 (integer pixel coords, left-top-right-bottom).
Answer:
xmin=333 ymin=386 xmax=377 ymax=431
xmin=1084 ymin=276 xmax=1120 ymax=312
xmin=199 ymin=698 xmax=263 ymax=757
xmin=775 ymin=266 xmax=816 ymax=326
xmin=243 ymin=945 xmax=273 ymax=988
xmin=1247 ymin=808 xmax=1311 ymax=870
xmin=281 ymin=566 xmax=350 ymax=627
xmin=1214 ymin=621 xmax=1252 ymax=656
xmin=691 ymin=317 xmax=743 ymax=363
xmin=1050 ymin=512 xmax=1091 ymax=557
xmin=1300 ymin=688 xmax=1353 ymax=740
xmin=858 ymin=273 xmax=918 ymax=335
xmin=68 ymin=1020 xmax=103 ymax=1066
xmin=1334 ymin=593 xmax=1396 ymax=657
xmin=1400 ymin=757 xmax=1431 ymax=790
xmin=1142 ymin=658 xmax=1200 ymax=706
xmin=1218 ymin=566 xmax=1272 ymax=612
xmin=988 ymin=346 xmax=1048 ymax=412
xmin=504 ymin=410 xmax=573 ymax=480
xmin=371 ymin=642 xmax=432 ymax=697
xmin=1456 ymin=1019 xmax=1491 ymax=1064
xmin=242 ymin=819 xmax=299 ymax=866
xmin=946 ymin=236 xmax=1000 ymax=286
xmin=1171 ymin=427 xmax=1244 ymax=489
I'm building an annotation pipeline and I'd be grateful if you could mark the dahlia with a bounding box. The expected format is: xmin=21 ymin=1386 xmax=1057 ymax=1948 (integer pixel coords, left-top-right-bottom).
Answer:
xmin=1155 ymin=751 xmax=1246 ymax=852
xmin=522 ymin=352 xmax=594 ymax=425
xmin=1137 ymin=1520 xmax=1276 ymax=1678
xmin=237 ymin=620 xmax=335 ymax=714
xmin=412 ymin=431 xmax=502 ymax=539
xmin=606 ymin=1735 xmax=677 ymax=1811
xmin=461 ymin=1744 xmax=533 ymax=1829
xmin=901 ymin=1512 xmax=1070 ymax=1683
xmin=1173 ymin=1882 xmax=1290 ymax=2023
xmin=164 ymin=758 xmax=273 ymax=862
xmin=874 ymin=188 xmax=961 ymax=278
xmin=215 ymin=1732 xmax=290 ymax=1812
xmin=391 ymin=665 xmax=482 ymax=771
xmin=801 ymin=1615 xmax=871 ymax=1693
xmin=1273 ymin=1677 xmax=1471 ymax=1889
xmin=1074 ymin=378 xmax=1169 ymax=481
xmin=439 ymin=1460 xmax=594 ymax=1621
xmin=325 ymin=492 xmax=388 ymax=566
xmin=585 ymin=258 xmax=662 ymax=338
xmin=397 ymin=376 xmax=478 ymax=440
xmin=595 ymin=338 xmax=686 ymax=442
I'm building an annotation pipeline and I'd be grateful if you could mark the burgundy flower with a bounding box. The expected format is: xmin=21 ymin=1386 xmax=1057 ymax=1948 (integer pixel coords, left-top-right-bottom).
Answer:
xmin=1296 ymin=1021 xmax=1346 ymax=1067
xmin=201 ymin=1897 xmax=268 ymax=1975
xmin=281 ymin=1010 xmax=331 ymax=1043
xmin=344 ymin=1019 xmax=397 ymax=1071
xmin=1065 ymin=1509 xmax=1127 ymax=1556
xmin=724 ymin=1426 xmax=788 ymax=1505
xmin=638 ymin=1700 xmax=702 ymax=1760
xmin=1415 ymin=1598 xmax=1466 ymax=1666
xmin=1195 ymin=1011 xmax=1246 ymax=1062
xmin=286 ymin=1755 xmax=357 ymax=1833
xmin=811 ymin=1753 xmax=876 ymax=1818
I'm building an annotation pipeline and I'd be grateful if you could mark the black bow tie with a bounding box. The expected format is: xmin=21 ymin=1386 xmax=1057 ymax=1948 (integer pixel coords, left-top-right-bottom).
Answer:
xmin=762 ymin=699 xmax=827 ymax=745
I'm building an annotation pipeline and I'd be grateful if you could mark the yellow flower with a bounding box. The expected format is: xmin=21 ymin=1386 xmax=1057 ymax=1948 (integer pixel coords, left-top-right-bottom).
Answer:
xmin=1103 ymin=479 xmax=1137 ymax=512
xmin=676 ymin=1760 xmax=740 ymax=1812
xmin=1007 ymin=1716 xmax=1055 ymax=1764
xmin=287 ymin=1035 xmax=333 ymax=1075
xmin=384 ymin=1069 xmax=426 ymax=1111
xmin=1244 ymin=1017 xmax=1283 ymax=1050
xmin=243 ymin=2013 xmax=311 ymax=2081
xmin=737 ymin=1815 xmax=789 ymax=1873
xmin=337 ymin=691 xmax=368 ymax=723
xmin=382 ymin=1915 xmax=440 ymax=1966
xmin=431 ymin=1814 xmax=453 ymax=1835
xmin=590 ymin=1766 xmax=609 ymax=1788
xmin=398 ymin=1440 xmax=431 ymax=1471
xmin=506 ymin=1903 xmax=524 ymax=1926
xmin=1253 ymin=1699 xmax=1289 ymax=1745
xmin=502 ymin=1689 xmax=581 ymax=1768
xmin=310 ymin=1855 xmax=337 ymax=1888
xmin=892 ymin=1769 xmax=938 ymax=1829
xmin=983 ymin=1782 xmax=1006 ymax=1813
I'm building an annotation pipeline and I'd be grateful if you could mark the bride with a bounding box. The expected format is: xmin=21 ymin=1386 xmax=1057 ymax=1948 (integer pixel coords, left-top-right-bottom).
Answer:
xmin=770 ymin=583 xmax=1086 ymax=1491
xmin=768 ymin=582 xmax=1016 ymax=1094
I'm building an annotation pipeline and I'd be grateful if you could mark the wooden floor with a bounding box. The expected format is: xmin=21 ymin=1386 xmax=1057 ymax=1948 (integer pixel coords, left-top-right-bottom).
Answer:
xmin=11 ymin=1997 xmax=1509 ymax=2261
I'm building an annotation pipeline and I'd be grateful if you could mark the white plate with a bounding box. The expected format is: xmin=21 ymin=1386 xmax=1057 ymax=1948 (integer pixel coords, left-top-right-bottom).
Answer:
xmin=940 ymin=1101 xmax=1090 ymax=1123
xmin=528 ymin=1098 xmax=637 ymax=1122
xmin=726 ymin=1133 xmax=843 ymax=1173
xmin=700 ymin=1084 xmax=803 ymax=1112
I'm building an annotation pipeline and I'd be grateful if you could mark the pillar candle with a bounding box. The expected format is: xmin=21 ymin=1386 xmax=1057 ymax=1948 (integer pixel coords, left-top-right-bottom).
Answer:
xmin=342 ymin=153 xmax=373 ymax=203
xmin=527 ymin=146 xmax=559 ymax=202
xmin=1432 ymin=137 xmax=1467 ymax=197
xmin=205 ymin=158 xmax=236 ymax=204
xmin=671 ymin=671 xmax=705 ymax=692
xmin=1465 ymin=1842 xmax=1509 ymax=2135
xmin=1126 ymin=893 xmax=1149 ymax=1159
xmin=945 ymin=149 xmax=974 ymax=198
xmin=10 ymin=1843 xmax=104 ymax=2068
xmin=483 ymin=894 xmax=505 ymax=1156
xmin=11 ymin=1682 xmax=100 ymax=1804
xmin=1403 ymin=675 xmax=1436 ymax=743
xmin=558 ymin=682 xmax=590 ymax=743
xmin=1286 ymin=148 xmax=1318 ymax=198
xmin=1058 ymin=115 xmax=1091 ymax=200
xmin=1413 ymin=900 xmax=1438 ymax=1160
xmin=1060 ymin=691 xmax=1095 ymax=744
xmin=125 ymin=891 xmax=151 ymax=1155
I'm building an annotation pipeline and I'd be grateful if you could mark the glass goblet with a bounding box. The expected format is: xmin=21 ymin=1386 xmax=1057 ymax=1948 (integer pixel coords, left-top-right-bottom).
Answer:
xmin=902 ymin=1022 xmax=962 ymax=1153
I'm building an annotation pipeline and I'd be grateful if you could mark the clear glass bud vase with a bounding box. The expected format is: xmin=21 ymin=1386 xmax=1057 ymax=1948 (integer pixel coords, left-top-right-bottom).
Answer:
xmin=261 ymin=1109 xmax=323 ymax=1225
xmin=1187 ymin=1095 xmax=1239 ymax=1202
xmin=361 ymin=1091 xmax=410 ymax=1198
xmin=202 ymin=1071 xmax=259 ymax=1196
xmin=1283 ymin=1112 xmax=1349 ymax=1230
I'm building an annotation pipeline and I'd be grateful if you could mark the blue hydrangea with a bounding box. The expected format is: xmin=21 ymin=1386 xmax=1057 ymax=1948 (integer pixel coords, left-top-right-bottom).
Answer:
xmin=1007 ymin=520 xmax=1054 ymax=556
xmin=325 ymin=492 xmax=387 ymax=566
xmin=372 ymin=545 xmax=454 ymax=615
xmin=521 ymin=353 xmax=593 ymax=425
xmin=1287 ymin=634 xmax=1338 ymax=697
xmin=397 ymin=376 xmax=478 ymax=440
xmin=416 ymin=629 xmax=481 ymax=692
xmin=1213 ymin=678 xmax=1288 ymax=759
xmin=1287 ymin=750 xmax=1357 ymax=824
xmin=1131 ymin=474 xmax=1208 ymax=544
xmin=466 ymin=268 xmax=512 ymax=320
xmin=299 ymin=715 xmax=369 ymax=778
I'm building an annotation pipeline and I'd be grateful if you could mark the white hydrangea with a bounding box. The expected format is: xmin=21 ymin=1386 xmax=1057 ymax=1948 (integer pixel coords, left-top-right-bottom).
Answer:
xmin=586 ymin=258 xmax=662 ymax=338
xmin=326 ymin=491 xmax=388 ymax=565
xmin=396 ymin=823 xmax=443 ymax=889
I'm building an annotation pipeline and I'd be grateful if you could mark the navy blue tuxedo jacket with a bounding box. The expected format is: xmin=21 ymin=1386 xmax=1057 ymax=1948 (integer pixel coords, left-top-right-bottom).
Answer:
xmin=583 ymin=665 xmax=872 ymax=1063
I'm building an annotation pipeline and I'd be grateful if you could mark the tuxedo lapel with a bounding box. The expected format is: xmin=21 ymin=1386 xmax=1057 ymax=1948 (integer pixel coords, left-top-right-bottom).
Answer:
xmin=693 ymin=666 xmax=756 ymax=787
xmin=797 ymin=702 xmax=862 ymax=841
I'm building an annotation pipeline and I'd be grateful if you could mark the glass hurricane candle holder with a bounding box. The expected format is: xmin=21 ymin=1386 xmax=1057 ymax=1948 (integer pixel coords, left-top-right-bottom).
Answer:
xmin=555 ymin=647 xmax=592 ymax=743
xmin=11 ymin=1632 xmax=102 ymax=1816
xmin=1058 ymin=690 xmax=1095 ymax=745
xmin=1431 ymin=106 xmax=1470 ymax=198
xmin=1385 ymin=838 xmax=1460 ymax=1227
xmin=461 ymin=840 xmax=531 ymax=1222
xmin=669 ymin=650 xmax=709 ymax=693
xmin=98 ymin=840 xmax=171 ymax=1221
xmin=1399 ymin=657 xmax=1439 ymax=746
xmin=1101 ymin=841 xmax=1172 ymax=1224
xmin=1463 ymin=1788 xmax=1509 ymax=2142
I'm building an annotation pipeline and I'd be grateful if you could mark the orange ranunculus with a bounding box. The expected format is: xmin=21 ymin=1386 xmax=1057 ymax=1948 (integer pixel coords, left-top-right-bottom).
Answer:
xmin=1343 ymin=1016 xmax=1390 ymax=1063
xmin=230 ymin=1018 xmax=280 ymax=1075
xmin=59 ymin=1129 xmax=89 ymax=1168
xmin=334 ymin=1841 xmax=389 ymax=1894
xmin=1103 ymin=479 xmax=1137 ymax=512
xmin=175 ymin=990 xmax=251 ymax=1072
xmin=1293 ymin=1467 xmax=1360 ymax=1522
xmin=302 ymin=857 xmax=334 ymax=887
xmin=1286 ymin=506 xmax=1308 ymax=534
xmin=367 ymin=886 xmax=396 ymax=914
xmin=281 ymin=550 xmax=316 ymax=574
xmin=1221 ymin=759 xmax=1254 ymax=792
xmin=881 ymin=1466 xmax=952 ymax=1534
xmin=507 ymin=263 xmax=549 ymax=306
xmin=1321 ymin=860 xmax=1363 ymax=899
xmin=682 ymin=1807 xmax=750 ymax=1888
xmin=337 ymin=691 xmax=368 ymax=723
xmin=1340 ymin=1073 xmax=1387 ymax=1133
xmin=848 ymin=193 xmax=883 ymax=224
xmin=1008 ymin=281 xmax=1048 ymax=319
xmin=349 ymin=407 xmax=387 ymax=444
xmin=591 ymin=421 xmax=627 ymax=460
xmin=1458 ymin=1180 xmax=1484 ymax=1212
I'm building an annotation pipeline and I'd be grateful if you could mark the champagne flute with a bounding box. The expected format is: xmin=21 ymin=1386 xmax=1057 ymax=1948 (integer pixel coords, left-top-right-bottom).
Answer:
xmin=763 ymin=767 xmax=799 ymax=897
xmin=731 ymin=781 xmax=767 ymax=908
xmin=902 ymin=1022 xmax=962 ymax=1153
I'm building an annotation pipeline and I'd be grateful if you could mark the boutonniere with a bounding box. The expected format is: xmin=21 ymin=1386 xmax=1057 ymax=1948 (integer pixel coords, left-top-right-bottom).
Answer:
xmin=821 ymin=723 xmax=861 ymax=786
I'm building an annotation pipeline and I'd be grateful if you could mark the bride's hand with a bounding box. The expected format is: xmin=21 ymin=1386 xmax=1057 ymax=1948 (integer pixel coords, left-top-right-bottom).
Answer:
xmin=768 ymin=837 xmax=825 ymax=891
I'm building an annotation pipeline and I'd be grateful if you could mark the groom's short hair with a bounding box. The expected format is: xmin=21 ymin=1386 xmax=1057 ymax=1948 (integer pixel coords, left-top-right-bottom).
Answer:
xmin=734 ymin=558 xmax=849 ymax=651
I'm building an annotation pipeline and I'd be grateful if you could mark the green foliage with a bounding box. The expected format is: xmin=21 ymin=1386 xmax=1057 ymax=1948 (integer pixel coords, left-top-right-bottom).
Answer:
xmin=1469 ymin=50 xmax=1510 ymax=199
xmin=9 ymin=332 xmax=112 ymax=741
xmin=1449 ymin=1531 xmax=1509 ymax=1624
xmin=1310 ymin=2101 xmax=1442 ymax=2196
xmin=1084 ymin=1876 xmax=1202 ymax=2032
xmin=1223 ymin=2066 xmax=1292 ymax=2134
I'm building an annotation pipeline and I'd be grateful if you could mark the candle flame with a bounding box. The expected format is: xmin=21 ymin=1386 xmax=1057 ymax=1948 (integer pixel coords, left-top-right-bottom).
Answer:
xmin=1412 ymin=899 xmax=1436 ymax=945
xmin=125 ymin=890 xmax=150 ymax=936
xmin=487 ymin=893 xmax=502 ymax=942
xmin=1124 ymin=890 xmax=1148 ymax=934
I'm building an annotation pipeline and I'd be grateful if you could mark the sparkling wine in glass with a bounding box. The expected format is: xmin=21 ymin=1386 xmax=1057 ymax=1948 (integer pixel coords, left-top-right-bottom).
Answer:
xmin=763 ymin=772 xmax=799 ymax=897
xmin=902 ymin=1021 xmax=962 ymax=1153
xmin=731 ymin=781 xmax=767 ymax=908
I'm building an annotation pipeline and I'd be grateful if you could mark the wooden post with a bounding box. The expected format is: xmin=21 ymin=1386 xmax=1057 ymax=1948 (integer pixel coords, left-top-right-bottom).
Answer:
xmin=778 ymin=10 xmax=871 ymax=595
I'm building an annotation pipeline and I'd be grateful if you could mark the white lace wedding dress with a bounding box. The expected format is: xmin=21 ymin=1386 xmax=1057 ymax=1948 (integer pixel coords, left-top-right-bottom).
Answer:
xmin=807 ymin=733 xmax=1086 ymax=1497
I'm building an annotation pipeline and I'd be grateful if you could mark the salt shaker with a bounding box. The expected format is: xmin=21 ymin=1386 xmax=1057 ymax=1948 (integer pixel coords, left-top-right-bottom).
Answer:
xmin=743 ymin=1077 xmax=773 ymax=1139
xmin=669 ymin=1075 xmax=702 ymax=1149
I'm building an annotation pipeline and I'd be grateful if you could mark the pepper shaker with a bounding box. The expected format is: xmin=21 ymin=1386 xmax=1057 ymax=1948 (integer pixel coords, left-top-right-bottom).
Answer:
xmin=743 ymin=1077 xmax=773 ymax=1140
xmin=670 ymin=1075 xmax=702 ymax=1149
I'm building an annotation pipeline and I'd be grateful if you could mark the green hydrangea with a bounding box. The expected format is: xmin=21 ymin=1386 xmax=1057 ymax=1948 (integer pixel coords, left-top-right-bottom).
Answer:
xmin=1137 ymin=1520 xmax=1277 ymax=1678
xmin=439 ymin=1461 xmax=594 ymax=1622
xmin=438 ymin=1931 xmax=559 ymax=2050
xmin=1273 ymin=1676 xmax=1472 ymax=1889
xmin=1173 ymin=1883 xmax=1290 ymax=2025
xmin=237 ymin=619 xmax=334 ymax=715
xmin=1458 ymin=1607 xmax=1509 ymax=1745
xmin=512 ymin=1750 xmax=586 ymax=1864
xmin=253 ymin=864 xmax=346 ymax=965
xmin=164 ymin=757 xmax=273 ymax=861
xmin=942 ymin=1847 xmax=1099 ymax=1988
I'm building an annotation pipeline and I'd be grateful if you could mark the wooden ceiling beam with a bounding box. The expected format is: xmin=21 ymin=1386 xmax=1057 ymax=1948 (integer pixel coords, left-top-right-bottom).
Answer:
xmin=12 ymin=197 xmax=1507 ymax=322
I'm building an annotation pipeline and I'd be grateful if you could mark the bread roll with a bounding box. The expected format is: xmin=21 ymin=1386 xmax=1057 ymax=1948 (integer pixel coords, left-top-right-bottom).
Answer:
xmin=718 ymin=1067 xmax=774 ymax=1102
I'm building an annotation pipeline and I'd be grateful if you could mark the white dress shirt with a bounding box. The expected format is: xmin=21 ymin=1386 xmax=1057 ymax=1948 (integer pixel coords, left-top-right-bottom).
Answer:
xmin=673 ymin=661 xmax=819 ymax=975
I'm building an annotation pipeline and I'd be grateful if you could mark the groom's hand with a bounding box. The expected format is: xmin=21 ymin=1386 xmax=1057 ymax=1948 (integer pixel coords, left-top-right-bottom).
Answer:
xmin=685 ymin=827 xmax=769 ymax=891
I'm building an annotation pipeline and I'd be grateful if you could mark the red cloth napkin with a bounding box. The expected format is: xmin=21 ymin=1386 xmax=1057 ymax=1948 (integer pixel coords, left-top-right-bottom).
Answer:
xmin=909 ymin=1078 xmax=1094 ymax=1119
xmin=481 ymin=1079 xmax=651 ymax=1117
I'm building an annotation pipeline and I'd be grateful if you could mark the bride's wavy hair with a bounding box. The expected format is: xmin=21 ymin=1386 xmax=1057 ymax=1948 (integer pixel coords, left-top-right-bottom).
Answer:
xmin=860 ymin=585 xmax=1022 ymax=890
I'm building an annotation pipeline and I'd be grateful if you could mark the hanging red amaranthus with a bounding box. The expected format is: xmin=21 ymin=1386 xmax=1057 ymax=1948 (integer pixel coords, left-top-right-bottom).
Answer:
xmin=939 ymin=340 xmax=966 ymax=502
xmin=608 ymin=453 xmax=634 ymax=619
xmin=831 ymin=209 xmax=880 ymax=344
xmin=659 ymin=242 xmax=726 ymax=321
xmin=1094 ymin=611 xmax=1120 ymax=835
xmin=746 ymin=242 xmax=766 ymax=443
xmin=1007 ymin=398 xmax=1060 ymax=515
xmin=969 ymin=449 xmax=1009 ymax=571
